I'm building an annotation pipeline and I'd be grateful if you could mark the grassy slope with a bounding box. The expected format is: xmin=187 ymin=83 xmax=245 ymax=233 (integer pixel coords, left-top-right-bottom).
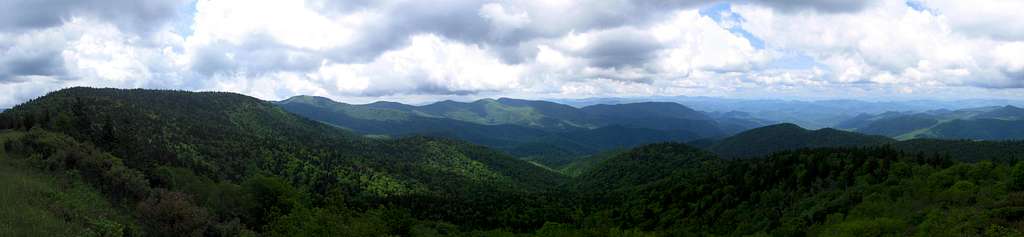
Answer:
xmin=0 ymin=131 xmax=137 ymax=236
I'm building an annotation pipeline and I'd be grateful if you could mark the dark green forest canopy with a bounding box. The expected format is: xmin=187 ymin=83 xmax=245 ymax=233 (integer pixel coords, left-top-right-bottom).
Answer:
xmin=3 ymin=87 xmax=1024 ymax=236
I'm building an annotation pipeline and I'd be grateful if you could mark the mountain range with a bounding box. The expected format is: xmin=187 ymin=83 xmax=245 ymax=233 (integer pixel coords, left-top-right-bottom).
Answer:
xmin=837 ymin=105 xmax=1024 ymax=140
xmin=556 ymin=96 xmax=1024 ymax=129
xmin=4 ymin=87 xmax=1024 ymax=235
xmin=275 ymin=95 xmax=770 ymax=168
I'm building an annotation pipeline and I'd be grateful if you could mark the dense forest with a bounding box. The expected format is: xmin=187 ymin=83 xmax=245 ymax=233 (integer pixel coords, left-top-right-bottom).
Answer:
xmin=3 ymin=87 xmax=1024 ymax=236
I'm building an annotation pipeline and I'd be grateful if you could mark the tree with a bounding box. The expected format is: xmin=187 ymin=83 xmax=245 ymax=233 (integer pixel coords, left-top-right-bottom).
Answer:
xmin=136 ymin=189 xmax=211 ymax=237
xmin=1010 ymin=162 xmax=1024 ymax=191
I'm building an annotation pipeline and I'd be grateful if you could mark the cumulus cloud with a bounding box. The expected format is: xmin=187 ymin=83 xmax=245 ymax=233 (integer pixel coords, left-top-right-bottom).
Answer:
xmin=733 ymin=0 xmax=1024 ymax=89
xmin=919 ymin=0 xmax=1024 ymax=41
xmin=0 ymin=0 xmax=190 ymax=34
xmin=0 ymin=0 xmax=1023 ymax=108
xmin=743 ymin=0 xmax=876 ymax=13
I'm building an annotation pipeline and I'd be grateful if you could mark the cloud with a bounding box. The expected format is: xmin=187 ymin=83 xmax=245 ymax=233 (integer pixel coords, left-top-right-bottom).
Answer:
xmin=311 ymin=34 xmax=524 ymax=97
xmin=576 ymin=27 xmax=662 ymax=68
xmin=918 ymin=0 xmax=1024 ymax=41
xmin=0 ymin=31 xmax=69 ymax=81
xmin=1 ymin=0 xmax=1023 ymax=108
xmin=0 ymin=0 xmax=190 ymax=34
xmin=733 ymin=0 xmax=1024 ymax=89
xmin=744 ymin=0 xmax=877 ymax=13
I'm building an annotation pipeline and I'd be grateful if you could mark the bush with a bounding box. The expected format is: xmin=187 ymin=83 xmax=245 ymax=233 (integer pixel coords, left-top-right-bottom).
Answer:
xmin=136 ymin=189 xmax=211 ymax=237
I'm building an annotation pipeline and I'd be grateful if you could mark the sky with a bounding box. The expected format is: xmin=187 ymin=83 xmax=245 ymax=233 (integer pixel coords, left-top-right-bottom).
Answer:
xmin=1 ymin=0 xmax=1023 ymax=107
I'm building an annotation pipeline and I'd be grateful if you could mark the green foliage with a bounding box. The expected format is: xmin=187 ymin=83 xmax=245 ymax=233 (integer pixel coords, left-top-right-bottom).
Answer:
xmin=1011 ymin=163 xmax=1024 ymax=192
xmin=6 ymin=88 xmax=1024 ymax=236
xmin=0 ymin=132 xmax=139 ymax=237
xmin=0 ymin=88 xmax=569 ymax=235
xmin=136 ymin=189 xmax=212 ymax=237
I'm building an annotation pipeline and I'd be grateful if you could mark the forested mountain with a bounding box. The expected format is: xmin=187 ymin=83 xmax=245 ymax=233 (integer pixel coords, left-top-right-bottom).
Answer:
xmin=838 ymin=105 xmax=1024 ymax=140
xmin=578 ymin=102 xmax=731 ymax=137
xmin=279 ymin=95 xmax=759 ymax=139
xmin=277 ymin=95 xmax=756 ymax=167
xmin=708 ymin=123 xmax=895 ymax=158
xmin=567 ymin=143 xmax=1024 ymax=236
xmin=5 ymin=87 xmax=1024 ymax=236
xmin=706 ymin=122 xmax=1024 ymax=162
xmin=0 ymin=88 xmax=570 ymax=235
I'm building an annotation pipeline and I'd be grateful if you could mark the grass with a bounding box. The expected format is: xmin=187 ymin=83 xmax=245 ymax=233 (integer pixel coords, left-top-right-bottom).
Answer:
xmin=0 ymin=130 xmax=137 ymax=237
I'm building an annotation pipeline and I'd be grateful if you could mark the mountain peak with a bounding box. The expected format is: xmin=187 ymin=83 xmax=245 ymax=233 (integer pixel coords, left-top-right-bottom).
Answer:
xmin=760 ymin=123 xmax=804 ymax=131
xmin=281 ymin=95 xmax=344 ymax=106
xmin=709 ymin=123 xmax=892 ymax=158
xmin=363 ymin=101 xmax=416 ymax=111
xmin=581 ymin=101 xmax=706 ymax=120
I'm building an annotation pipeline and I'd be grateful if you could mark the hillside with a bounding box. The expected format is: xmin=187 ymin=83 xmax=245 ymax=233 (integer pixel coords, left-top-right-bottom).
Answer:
xmin=568 ymin=143 xmax=1024 ymax=235
xmin=890 ymin=139 xmax=1024 ymax=162
xmin=855 ymin=114 xmax=939 ymax=137
xmin=0 ymin=87 xmax=569 ymax=235
xmin=572 ymin=143 xmax=721 ymax=192
xmin=709 ymin=123 xmax=895 ymax=158
xmin=927 ymin=119 xmax=1024 ymax=140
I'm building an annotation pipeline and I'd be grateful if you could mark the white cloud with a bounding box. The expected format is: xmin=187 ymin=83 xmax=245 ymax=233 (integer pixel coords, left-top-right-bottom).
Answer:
xmin=733 ymin=0 xmax=1023 ymax=90
xmin=920 ymin=0 xmax=1024 ymax=41
xmin=1 ymin=0 xmax=1023 ymax=108
xmin=311 ymin=34 xmax=524 ymax=97
xmin=0 ymin=17 xmax=185 ymax=106
xmin=187 ymin=0 xmax=360 ymax=50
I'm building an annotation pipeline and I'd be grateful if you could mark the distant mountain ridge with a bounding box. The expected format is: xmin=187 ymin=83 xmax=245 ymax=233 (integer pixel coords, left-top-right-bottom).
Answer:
xmin=555 ymin=96 xmax=1024 ymax=129
xmin=708 ymin=123 xmax=895 ymax=158
xmin=837 ymin=105 xmax=1024 ymax=140
xmin=276 ymin=95 xmax=765 ymax=166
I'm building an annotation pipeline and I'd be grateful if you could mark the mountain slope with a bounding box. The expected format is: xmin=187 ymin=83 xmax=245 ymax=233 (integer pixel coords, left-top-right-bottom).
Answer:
xmin=927 ymin=119 xmax=1024 ymax=140
xmin=573 ymin=143 xmax=721 ymax=192
xmin=838 ymin=105 xmax=1024 ymax=140
xmin=3 ymin=88 xmax=567 ymax=188
xmin=709 ymin=123 xmax=894 ymax=158
xmin=855 ymin=114 xmax=939 ymax=137
xmin=890 ymin=139 xmax=1024 ymax=162
xmin=973 ymin=105 xmax=1024 ymax=120
xmin=0 ymin=87 xmax=568 ymax=233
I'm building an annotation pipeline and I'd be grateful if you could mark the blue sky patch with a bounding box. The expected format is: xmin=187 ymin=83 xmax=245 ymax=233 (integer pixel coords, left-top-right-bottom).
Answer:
xmin=700 ymin=2 xmax=765 ymax=50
